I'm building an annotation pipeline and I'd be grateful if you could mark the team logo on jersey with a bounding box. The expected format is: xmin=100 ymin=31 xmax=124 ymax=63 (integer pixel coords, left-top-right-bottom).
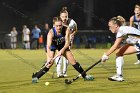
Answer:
xmin=53 ymin=37 xmax=65 ymax=45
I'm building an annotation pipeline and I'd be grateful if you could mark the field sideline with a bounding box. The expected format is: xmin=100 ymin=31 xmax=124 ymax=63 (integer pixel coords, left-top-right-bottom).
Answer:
xmin=0 ymin=49 xmax=140 ymax=93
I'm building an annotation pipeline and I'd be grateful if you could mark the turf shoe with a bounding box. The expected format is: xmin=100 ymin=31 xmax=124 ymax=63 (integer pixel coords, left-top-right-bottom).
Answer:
xmin=32 ymin=73 xmax=39 ymax=83
xmin=63 ymin=74 xmax=68 ymax=77
xmin=84 ymin=75 xmax=94 ymax=81
xmin=134 ymin=60 xmax=140 ymax=65
xmin=32 ymin=77 xmax=38 ymax=83
xmin=57 ymin=74 xmax=64 ymax=78
xmin=63 ymin=72 xmax=68 ymax=77
xmin=108 ymin=74 xmax=124 ymax=82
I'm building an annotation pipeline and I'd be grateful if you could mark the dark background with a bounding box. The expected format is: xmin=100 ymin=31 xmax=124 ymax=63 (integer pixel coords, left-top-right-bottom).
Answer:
xmin=0 ymin=0 xmax=140 ymax=33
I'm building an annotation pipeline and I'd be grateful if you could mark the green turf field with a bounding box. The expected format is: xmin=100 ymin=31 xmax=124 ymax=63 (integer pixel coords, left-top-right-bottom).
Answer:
xmin=0 ymin=49 xmax=140 ymax=93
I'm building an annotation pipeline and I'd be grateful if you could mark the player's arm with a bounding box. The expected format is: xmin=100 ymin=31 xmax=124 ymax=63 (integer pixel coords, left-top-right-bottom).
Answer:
xmin=101 ymin=37 xmax=123 ymax=62
xmin=105 ymin=37 xmax=123 ymax=56
xmin=71 ymin=25 xmax=77 ymax=36
xmin=129 ymin=16 xmax=134 ymax=26
xmin=47 ymin=29 xmax=53 ymax=58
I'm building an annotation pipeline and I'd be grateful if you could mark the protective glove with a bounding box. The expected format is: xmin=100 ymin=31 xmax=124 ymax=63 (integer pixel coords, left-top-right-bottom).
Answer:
xmin=101 ymin=53 xmax=109 ymax=62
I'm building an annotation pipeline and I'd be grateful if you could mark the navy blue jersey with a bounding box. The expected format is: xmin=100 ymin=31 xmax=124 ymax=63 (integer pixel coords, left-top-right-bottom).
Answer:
xmin=133 ymin=15 xmax=140 ymax=30
xmin=50 ymin=26 xmax=67 ymax=51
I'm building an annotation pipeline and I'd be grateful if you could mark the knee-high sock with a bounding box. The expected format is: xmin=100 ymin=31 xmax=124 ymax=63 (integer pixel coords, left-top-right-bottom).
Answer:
xmin=116 ymin=56 xmax=124 ymax=76
xmin=72 ymin=62 xmax=86 ymax=78
xmin=35 ymin=67 xmax=49 ymax=79
xmin=63 ymin=57 xmax=68 ymax=74
xmin=55 ymin=56 xmax=62 ymax=75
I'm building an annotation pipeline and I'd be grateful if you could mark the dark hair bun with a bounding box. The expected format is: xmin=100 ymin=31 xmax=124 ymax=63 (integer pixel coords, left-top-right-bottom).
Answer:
xmin=62 ymin=7 xmax=67 ymax=11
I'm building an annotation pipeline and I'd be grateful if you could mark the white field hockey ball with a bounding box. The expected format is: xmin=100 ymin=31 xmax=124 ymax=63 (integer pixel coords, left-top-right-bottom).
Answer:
xmin=45 ymin=82 xmax=49 ymax=86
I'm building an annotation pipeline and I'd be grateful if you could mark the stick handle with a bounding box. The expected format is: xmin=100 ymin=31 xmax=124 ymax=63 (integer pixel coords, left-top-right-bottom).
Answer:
xmin=83 ymin=59 xmax=101 ymax=73
xmin=44 ymin=55 xmax=60 ymax=66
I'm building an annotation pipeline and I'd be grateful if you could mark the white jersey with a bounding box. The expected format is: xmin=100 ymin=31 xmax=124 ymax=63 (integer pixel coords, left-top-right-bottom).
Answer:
xmin=11 ymin=30 xmax=18 ymax=42
xmin=116 ymin=26 xmax=140 ymax=39
xmin=68 ymin=19 xmax=77 ymax=33
xmin=11 ymin=30 xmax=18 ymax=37
xmin=23 ymin=28 xmax=30 ymax=41
xmin=117 ymin=26 xmax=140 ymax=51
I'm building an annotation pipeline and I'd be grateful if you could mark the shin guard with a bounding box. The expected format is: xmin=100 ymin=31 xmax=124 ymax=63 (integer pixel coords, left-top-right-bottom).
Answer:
xmin=33 ymin=67 xmax=49 ymax=79
xmin=72 ymin=62 xmax=86 ymax=78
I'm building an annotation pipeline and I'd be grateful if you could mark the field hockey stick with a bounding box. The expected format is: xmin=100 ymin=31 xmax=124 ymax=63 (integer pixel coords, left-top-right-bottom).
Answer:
xmin=65 ymin=59 xmax=101 ymax=84
xmin=52 ymin=56 xmax=62 ymax=78
xmin=41 ymin=55 xmax=60 ymax=69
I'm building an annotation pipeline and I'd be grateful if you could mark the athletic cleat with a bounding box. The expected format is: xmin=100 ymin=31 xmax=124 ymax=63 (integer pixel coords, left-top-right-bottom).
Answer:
xmin=63 ymin=74 xmax=68 ymax=77
xmin=32 ymin=73 xmax=39 ymax=83
xmin=63 ymin=72 xmax=68 ymax=77
xmin=32 ymin=77 xmax=38 ymax=83
xmin=108 ymin=74 xmax=124 ymax=82
xmin=57 ymin=74 xmax=64 ymax=78
xmin=134 ymin=60 xmax=140 ymax=65
xmin=84 ymin=75 xmax=94 ymax=81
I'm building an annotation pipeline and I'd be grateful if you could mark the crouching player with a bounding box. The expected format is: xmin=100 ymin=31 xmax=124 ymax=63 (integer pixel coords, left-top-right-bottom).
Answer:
xmin=32 ymin=17 xmax=93 ymax=83
xmin=101 ymin=16 xmax=140 ymax=82
xmin=55 ymin=7 xmax=78 ymax=78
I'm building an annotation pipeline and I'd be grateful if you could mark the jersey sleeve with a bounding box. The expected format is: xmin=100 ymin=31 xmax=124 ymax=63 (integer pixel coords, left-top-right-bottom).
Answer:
xmin=68 ymin=19 xmax=77 ymax=31
xmin=116 ymin=28 xmax=126 ymax=38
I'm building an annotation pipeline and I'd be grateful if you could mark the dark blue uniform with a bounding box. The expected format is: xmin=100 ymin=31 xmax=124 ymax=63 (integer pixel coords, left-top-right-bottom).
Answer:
xmin=133 ymin=15 xmax=140 ymax=30
xmin=133 ymin=15 xmax=140 ymax=64
xmin=50 ymin=26 xmax=69 ymax=51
